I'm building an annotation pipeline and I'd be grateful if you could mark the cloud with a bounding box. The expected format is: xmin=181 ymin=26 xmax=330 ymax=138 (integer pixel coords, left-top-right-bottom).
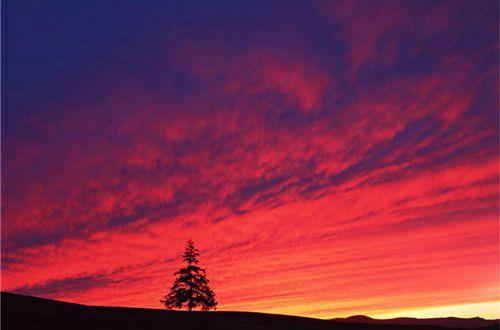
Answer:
xmin=11 ymin=274 xmax=114 ymax=298
xmin=2 ymin=0 xmax=498 ymax=319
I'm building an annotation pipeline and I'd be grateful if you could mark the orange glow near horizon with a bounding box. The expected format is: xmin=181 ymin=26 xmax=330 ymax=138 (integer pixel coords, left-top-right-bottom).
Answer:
xmin=372 ymin=301 xmax=500 ymax=320
xmin=2 ymin=0 xmax=499 ymax=320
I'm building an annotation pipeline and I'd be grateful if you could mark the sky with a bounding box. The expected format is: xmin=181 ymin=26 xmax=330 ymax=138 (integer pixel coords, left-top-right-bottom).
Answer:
xmin=2 ymin=0 xmax=499 ymax=320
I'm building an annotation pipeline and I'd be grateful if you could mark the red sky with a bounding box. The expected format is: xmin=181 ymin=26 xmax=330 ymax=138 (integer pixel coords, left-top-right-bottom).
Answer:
xmin=2 ymin=0 xmax=499 ymax=319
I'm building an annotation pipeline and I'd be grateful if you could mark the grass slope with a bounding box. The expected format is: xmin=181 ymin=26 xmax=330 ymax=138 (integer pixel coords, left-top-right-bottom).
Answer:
xmin=2 ymin=292 xmax=497 ymax=330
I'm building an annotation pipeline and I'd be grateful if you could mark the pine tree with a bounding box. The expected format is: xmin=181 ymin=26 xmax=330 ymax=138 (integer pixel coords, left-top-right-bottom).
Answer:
xmin=161 ymin=239 xmax=217 ymax=311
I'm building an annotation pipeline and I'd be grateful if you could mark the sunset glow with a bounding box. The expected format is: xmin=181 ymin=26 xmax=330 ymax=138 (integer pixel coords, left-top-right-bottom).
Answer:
xmin=2 ymin=0 xmax=499 ymax=320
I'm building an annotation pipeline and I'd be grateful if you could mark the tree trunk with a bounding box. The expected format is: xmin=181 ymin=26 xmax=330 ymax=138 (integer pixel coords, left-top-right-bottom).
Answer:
xmin=188 ymin=261 xmax=193 ymax=312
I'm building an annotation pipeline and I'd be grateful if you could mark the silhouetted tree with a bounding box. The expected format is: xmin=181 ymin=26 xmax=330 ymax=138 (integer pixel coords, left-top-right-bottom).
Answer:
xmin=161 ymin=239 xmax=217 ymax=311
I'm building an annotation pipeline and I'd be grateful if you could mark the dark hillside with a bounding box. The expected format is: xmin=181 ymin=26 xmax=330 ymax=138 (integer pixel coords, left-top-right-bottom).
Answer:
xmin=2 ymin=292 xmax=497 ymax=330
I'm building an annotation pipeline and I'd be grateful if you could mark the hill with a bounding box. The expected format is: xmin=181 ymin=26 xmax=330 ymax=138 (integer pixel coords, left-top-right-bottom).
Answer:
xmin=2 ymin=292 xmax=498 ymax=330
xmin=334 ymin=315 xmax=499 ymax=329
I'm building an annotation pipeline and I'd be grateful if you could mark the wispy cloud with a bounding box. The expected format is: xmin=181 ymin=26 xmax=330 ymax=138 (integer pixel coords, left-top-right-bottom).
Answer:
xmin=2 ymin=0 xmax=498 ymax=319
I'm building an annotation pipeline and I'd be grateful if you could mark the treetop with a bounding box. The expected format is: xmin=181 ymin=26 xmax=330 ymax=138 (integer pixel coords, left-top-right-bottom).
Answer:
xmin=182 ymin=239 xmax=200 ymax=264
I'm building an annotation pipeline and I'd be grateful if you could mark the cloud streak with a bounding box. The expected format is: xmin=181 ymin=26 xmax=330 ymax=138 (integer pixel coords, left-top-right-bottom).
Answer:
xmin=2 ymin=0 xmax=498 ymax=319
